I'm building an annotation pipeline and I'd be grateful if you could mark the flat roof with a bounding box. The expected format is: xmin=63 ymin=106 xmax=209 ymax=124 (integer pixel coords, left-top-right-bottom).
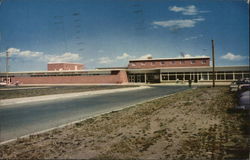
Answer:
xmin=96 ymin=67 xmax=128 ymax=70
xmin=48 ymin=62 xmax=83 ymax=65
xmin=129 ymin=56 xmax=210 ymax=62
xmin=0 ymin=65 xmax=248 ymax=74
xmin=0 ymin=69 xmax=111 ymax=74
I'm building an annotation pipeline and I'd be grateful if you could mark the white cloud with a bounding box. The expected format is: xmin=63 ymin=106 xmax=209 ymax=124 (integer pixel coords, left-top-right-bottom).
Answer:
xmin=6 ymin=48 xmax=44 ymax=58
xmin=138 ymin=54 xmax=153 ymax=59
xmin=184 ymin=34 xmax=203 ymax=41
xmin=169 ymin=5 xmax=197 ymax=15
xmin=152 ymin=5 xmax=208 ymax=30
xmin=221 ymin=52 xmax=244 ymax=61
xmin=97 ymin=49 xmax=104 ymax=53
xmin=98 ymin=57 xmax=113 ymax=64
xmin=169 ymin=5 xmax=209 ymax=15
xmin=116 ymin=53 xmax=135 ymax=60
xmin=192 ymin=17 xmax=205 ymax=21
xmin=152 ymin=17 xmax=205 ymax=30
xmin=183 ymin=54 xmax=192 ymax=58
xmin=1 ymin=48 xmax=82 ymax=63
xmin=45 ymin=52 xmax=81 ymax=62
xmin=7 ymin=48 xmax=21 ymax=56
xmin=98 ymin=53 xmax=152 ymax=65
xmin=177 ymin=53 xmax=208 ymax=58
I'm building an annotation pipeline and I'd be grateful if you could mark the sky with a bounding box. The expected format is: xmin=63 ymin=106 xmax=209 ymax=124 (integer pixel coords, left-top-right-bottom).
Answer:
xmin=0 ymin=0 xmax=249 ymax=71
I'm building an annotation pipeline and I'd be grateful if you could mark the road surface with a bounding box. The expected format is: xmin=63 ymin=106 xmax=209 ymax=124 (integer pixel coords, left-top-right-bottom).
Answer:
xmin=0 ymin=86 xmax=188 ymax=142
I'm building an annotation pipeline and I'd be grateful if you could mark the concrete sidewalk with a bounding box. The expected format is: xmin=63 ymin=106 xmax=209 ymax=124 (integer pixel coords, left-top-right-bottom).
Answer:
xmin=0 ymin=86 xmax=150 ymax=107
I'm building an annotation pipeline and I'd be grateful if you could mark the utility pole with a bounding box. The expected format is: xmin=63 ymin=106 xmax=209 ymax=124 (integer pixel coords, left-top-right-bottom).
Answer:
xmin=212 ymin=40 xmax=215 ymax=87
xmin=6 ymin=49 xmax=9 ymax=85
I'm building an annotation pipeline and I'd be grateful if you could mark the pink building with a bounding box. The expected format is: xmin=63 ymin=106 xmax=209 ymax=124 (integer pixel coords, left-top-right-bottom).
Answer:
xmin=128 ymin=56 xmax=210 ymax=69
xmin=48 ymin=63 xmax=84 ymax=71
xmin=1 ymin=57 xmax=249 ymax=84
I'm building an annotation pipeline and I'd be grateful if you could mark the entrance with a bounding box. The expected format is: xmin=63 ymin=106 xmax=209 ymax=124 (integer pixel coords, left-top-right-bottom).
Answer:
xmin=128 ymin=74 xmax=145 ymax=83
xmin=128 ymin=73 xmax=160 ymax=83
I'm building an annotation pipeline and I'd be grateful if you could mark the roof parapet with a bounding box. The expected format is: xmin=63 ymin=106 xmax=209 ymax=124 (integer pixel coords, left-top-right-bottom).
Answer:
xmin=129 ymin=56 xmax=210 ymax=62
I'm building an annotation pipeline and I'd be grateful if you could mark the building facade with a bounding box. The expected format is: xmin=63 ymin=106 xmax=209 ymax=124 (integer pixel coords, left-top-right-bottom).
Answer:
xmin=0 ymin=56 xmax=249 ymax=85
xmin=2 ymin=70 xmax=128 ymax=84
xmin=126 ymin=56 xmax=249 ymax=83
xmin=128 ymin=57 xmax=210 ymax=69
xmin=127 ymin=66 xmax=249 ymax=83
xmin=48 ymin=63 xmax=84 ymax=71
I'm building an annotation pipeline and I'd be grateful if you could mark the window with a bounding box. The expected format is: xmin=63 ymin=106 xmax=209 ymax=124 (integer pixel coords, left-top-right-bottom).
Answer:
xmin=141 ymin=62 xmax=145 ymax=65
xmin=180 ymin=60 xmax=185 ymax=64
xmin=171 ymin=61 xmax=175 ymax=64
xmin=160 ymin=61 xmax=165 ymax=65
xmin=201 ymin=60 xmax=206 ymax=64
xmin=191 ymin=60 xmax=196 ymax=64
xmin=151 ymin=62 xmax=156 ymax=65
xmin=162 ymin=75 xmax=168 ymax=80
xmin=131 ymin=63 xmax=136 ymax=66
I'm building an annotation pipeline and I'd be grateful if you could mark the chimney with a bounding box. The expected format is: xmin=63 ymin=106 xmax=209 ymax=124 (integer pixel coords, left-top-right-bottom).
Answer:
xmin=147 ymin=56 xmax=152 ymax=59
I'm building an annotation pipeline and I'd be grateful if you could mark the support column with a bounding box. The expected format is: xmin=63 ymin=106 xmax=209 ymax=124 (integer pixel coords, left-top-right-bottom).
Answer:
xmin=175 ymin=73 xmax=177 ymax=80
xmin=224 ymin=72 xmax=226 ymax=80
xmin=183 ymin=73 xmax=185 ymax=81
xmin=160 ymin=73 xmax=162 ymax=83
xmin=144 ymin=73 xmax=147 ymax=83
xmin=207 ymin=72 xmax=209 ymax=80
xmin=242 ymin=72 xmax=244 ymax=79
xmin=216 ymin=72 xmax=217 ymax=80
xmin=168 ymin=73 xmax=169 ymax=81
xmin=233 ymin=72 xmax=235 ymax=80
xmin=190 ymin=73 xmax=192 ymax=80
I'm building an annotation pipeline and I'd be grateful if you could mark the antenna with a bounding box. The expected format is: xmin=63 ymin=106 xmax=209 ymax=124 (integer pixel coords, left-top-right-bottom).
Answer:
xmin=180 ymin=52 xmax=185 ymax=57
xmin=6 ymin=48 xmax=9 ymax=84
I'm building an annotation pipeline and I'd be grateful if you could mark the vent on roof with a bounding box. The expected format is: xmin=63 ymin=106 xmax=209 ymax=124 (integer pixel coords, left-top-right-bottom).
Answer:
xmin=147 ymin=56 xmax=153 ymax=59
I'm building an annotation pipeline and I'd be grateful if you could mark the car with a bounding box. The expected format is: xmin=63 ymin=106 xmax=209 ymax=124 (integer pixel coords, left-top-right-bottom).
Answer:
xmin=239 ymin=83 xmax=250 ymax=90
xmin=0 ymin=81 xmax=7 ymax=86
xmin=229 ymin=81 xmax=238 ymax=92
xmin=236 ymin=90 xmax=250 ymax=110
xmin=230 ymin=78 xmax=250 ymax=92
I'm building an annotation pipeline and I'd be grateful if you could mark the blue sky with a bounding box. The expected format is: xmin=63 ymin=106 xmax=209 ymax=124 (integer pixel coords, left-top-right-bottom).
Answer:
xmin=0 ymin=0 xmax=249 ymax=71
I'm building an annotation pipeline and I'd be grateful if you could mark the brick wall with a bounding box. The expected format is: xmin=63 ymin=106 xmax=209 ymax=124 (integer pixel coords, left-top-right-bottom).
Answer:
xmin=11 ymin=71 xmax=128 ymax=84
xmin=118 ymin=70 xmax=128 ymax=83
xmin=128 ymin=58 xmax=210 ymax=69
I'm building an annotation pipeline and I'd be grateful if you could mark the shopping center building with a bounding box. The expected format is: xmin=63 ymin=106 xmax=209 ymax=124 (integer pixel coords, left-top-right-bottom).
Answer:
xmin=0 ymin=56 xmax=249 ymax=84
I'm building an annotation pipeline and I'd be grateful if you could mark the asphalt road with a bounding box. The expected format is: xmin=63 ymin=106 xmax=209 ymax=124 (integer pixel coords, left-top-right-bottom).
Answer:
xmin=0 ymin=86 xmax=188 ymax=142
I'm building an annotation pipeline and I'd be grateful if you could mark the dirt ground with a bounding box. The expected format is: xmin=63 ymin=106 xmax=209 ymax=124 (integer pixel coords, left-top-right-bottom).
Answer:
xmin=0 ymin=87 xmax=249 ymax=159
xmin=0 ymin=85 xmax=138 ymax=99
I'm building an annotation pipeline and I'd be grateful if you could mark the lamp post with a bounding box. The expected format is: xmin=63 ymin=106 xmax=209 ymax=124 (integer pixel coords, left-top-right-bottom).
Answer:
xmin=212 ymin=40 xmax=215 ymax=87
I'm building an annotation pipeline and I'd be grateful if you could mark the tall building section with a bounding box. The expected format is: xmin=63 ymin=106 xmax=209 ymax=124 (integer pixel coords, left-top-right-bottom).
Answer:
xmin=48 ymin=63 xmax=84 ymax=71
xmin=128 ymin=56 xmax=210 ymax=69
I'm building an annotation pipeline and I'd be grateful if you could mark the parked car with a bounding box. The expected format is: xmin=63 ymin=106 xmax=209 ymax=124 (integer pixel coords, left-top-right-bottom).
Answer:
xmin=0 ymin=81 xmax=7 ymax=86
xmin=239 ymin=83 xmax=250 ymax=90
xmin=236 ymin=90 xmax=250 ymax=110
xmin=229 ymin=81 xmax=238 ymax=92
xmin=230 ymin=78 xmax=250 ymax=92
